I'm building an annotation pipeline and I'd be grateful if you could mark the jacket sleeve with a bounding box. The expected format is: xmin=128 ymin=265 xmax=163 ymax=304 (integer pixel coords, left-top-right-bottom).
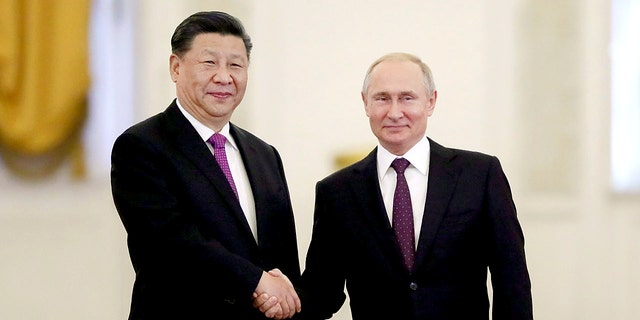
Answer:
xmin=485 ymin=156 xmax=534 ymax=320
xmin=110 ymin=130 xmax=263 ymax=300
xmin=298 ymin=181 xmax=348 ymax=319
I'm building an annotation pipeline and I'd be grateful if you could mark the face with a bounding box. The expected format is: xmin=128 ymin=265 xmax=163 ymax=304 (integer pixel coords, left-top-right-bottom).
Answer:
xmin=362 ymin=59 xmax=437 ymax=156
xmin=170 ymin=33 xmax=248 ymax=131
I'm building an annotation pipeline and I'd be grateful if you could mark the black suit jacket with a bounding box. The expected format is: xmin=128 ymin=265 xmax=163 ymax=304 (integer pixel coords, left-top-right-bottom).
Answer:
xmin=301 ymin=139 xmax=532 ymax=320
xmin=111 ymin=101 xmax=300 ymax=319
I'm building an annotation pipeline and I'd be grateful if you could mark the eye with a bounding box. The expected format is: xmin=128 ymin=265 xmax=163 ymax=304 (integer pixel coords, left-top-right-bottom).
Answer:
xmin=402 ymin=95 xmax=414 ymax=101
xmin=374 ymin=96 xmax=389 ymax=102
xmin=229 ymin=60 xmax=246 ymax=69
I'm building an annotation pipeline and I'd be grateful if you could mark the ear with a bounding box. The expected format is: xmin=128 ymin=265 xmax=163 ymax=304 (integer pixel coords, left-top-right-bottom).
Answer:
xmin=362 ymin=92 xmax=371 ymax=117
xmin=169 ymin=54 xmax=180 ymax=83
xmin=426 ymin=90 xmax=437 ymax=116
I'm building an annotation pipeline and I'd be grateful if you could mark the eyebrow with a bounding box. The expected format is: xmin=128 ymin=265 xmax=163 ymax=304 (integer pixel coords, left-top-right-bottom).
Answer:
xmin=372 ymin=90 xmax=417 ymax=96
xmin=201 ymin=49 xmax=247 ymax=60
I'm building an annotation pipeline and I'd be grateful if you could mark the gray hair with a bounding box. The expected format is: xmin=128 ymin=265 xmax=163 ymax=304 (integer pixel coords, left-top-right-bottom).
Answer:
xmin=362 ymin=52 xmax=436 ymax=96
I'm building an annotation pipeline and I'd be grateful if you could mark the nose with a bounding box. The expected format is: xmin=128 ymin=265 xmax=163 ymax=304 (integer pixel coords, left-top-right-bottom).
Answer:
xmin=213 ymin=66 xmax=233 ymax=84
xmin=387 ymin=99 xmax=403 ymax=120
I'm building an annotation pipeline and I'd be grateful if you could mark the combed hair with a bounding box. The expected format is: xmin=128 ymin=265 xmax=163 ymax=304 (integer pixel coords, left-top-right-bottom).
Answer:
xmin=362 ymin=52 xmax=436 ymax=96
xmin=171 ymin=11 xmax=253 ymax=60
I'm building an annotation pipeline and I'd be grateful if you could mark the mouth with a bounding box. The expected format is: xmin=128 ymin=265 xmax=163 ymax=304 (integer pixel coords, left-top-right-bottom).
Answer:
xmin=383 ymin=125 xmax=408 ymax=130
xmin=209 ymin=92 xmax=233 ymax=99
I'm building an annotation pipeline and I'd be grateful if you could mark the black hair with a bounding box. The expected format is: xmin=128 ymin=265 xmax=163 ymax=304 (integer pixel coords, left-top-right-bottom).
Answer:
xmin=170 ymin=11 xmax=253 ymax=60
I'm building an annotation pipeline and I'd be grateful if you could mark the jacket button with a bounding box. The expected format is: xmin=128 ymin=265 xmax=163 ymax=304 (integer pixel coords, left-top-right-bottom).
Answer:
xmin=409 ymin=282 xmax=418 ymax=290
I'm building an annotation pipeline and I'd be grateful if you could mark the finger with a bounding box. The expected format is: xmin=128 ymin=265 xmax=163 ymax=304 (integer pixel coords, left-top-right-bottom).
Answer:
xmin=284 ymin=292 xmax=296 ymax=318
xmin=259 ymin=296 xmax=279 ymax=313
xmin=265 ymin=303 xmax=282 ymax=319
xmin=275 ymin=305 xmax=286 ymax=319
xmin=280 ymin=288 xmax=292 ymax=317
xmin=268 ymin=268 xmax=283 ymax=277
xmin=279 ymin=299 xmax=291 ymax=317
xmin=285 ymin=282 xmax=301 ymax=313
xmin=252 ymin=293 xmax=270 ymax=308
xmin=293 ymin=290 xmax=302 ymax=313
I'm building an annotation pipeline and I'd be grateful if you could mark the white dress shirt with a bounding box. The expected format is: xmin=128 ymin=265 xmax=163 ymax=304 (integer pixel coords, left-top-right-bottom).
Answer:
xmin=176 ymin=100 xmax=258 ymax=242
xmin=376 ymin=137 xmax=430 ymax=249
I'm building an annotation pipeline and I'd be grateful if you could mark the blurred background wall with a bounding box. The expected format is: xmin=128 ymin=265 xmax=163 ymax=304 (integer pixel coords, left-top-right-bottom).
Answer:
xmin=1 ymin=0 xmax=639 ymax=319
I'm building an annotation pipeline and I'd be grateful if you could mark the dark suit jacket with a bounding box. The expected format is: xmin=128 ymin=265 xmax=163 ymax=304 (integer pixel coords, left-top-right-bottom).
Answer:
xmin=301 ymin=139 xmax=532 ymax=320
xmin=111 ymin=101 xmax=300 ymax=319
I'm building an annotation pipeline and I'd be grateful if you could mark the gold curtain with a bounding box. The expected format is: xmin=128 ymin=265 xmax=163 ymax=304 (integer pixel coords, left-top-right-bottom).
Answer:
xmin=0 ymin=0 xmax=90 ymax=178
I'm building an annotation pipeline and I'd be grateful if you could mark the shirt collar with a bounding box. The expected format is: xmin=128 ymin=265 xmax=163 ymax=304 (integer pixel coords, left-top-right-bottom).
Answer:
xmin=175 ymin=99 xmax=239 ymax=151
xmin=376 ymin=137 xmax=430 ymax=180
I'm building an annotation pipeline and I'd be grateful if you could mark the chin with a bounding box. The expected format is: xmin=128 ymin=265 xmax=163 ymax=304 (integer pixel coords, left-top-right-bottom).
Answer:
xmin=381 ymin=133 xmax=408 ymax=143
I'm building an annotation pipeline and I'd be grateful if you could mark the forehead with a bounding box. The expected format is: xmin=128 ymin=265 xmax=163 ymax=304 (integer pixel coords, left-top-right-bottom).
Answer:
xmin=367 ymin=60 xmax=425 ymax=94
xmin=188 ymin=33 xmax=247 ymax=59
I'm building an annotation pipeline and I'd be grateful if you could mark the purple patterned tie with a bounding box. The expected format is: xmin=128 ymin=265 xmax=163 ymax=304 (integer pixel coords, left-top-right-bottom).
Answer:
xmin=391 ymin=158 xmax=415 ymax=272
xmin=209 ymin=133 xmax=238 ymax=199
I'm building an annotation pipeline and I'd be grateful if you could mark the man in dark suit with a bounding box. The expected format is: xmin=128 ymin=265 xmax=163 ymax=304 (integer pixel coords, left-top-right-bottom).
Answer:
xmin=298 ymin=52 xmax=533 ymax=319
xmin=111 ymin=11 xmax=301 ymax=319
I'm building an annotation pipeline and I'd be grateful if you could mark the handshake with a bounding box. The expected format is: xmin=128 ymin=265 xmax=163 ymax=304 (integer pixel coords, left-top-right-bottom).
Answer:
xmin=252 ymin=269 xmax=301 ymax=319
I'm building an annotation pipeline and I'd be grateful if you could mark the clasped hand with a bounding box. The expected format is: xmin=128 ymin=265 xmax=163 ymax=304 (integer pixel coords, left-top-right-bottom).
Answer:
xmin=252 ymin=268 xmax=301 ymax=319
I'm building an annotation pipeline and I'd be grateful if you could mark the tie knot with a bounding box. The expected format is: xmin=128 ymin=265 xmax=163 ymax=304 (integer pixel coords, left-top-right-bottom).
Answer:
xmin=209 ymin=133 xmax=226 ymax=149
xmin=391 ymin=158 xmax=411 ymax=174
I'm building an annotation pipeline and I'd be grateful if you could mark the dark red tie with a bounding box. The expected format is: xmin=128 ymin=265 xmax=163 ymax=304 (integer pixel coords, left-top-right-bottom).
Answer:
xmin=391 ymin=158 xmax=415 ymax=272
xmin=209 ymin=133 xmax=238 ymax=199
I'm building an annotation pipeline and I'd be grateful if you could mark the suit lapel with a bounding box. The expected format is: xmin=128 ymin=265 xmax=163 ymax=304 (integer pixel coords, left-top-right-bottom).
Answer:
xmin=349 ymin=149 xmax=409 ymax=272
xmin=414 ymin=139 xmax=460 ymax=269
xmin=228 ymin=124 xmax=265 ymax=241
xmin=229 ymin=123 xmax=260 ymax=193
xmin=163 ymin=103 xmax=254 ymax=241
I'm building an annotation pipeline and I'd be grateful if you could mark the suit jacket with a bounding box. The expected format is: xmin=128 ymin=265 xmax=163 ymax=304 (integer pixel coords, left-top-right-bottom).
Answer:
xmin=300 ymin=138 xmax=532 ymax=320
xmin=111 ymin=101 xmax=300 ymax=319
